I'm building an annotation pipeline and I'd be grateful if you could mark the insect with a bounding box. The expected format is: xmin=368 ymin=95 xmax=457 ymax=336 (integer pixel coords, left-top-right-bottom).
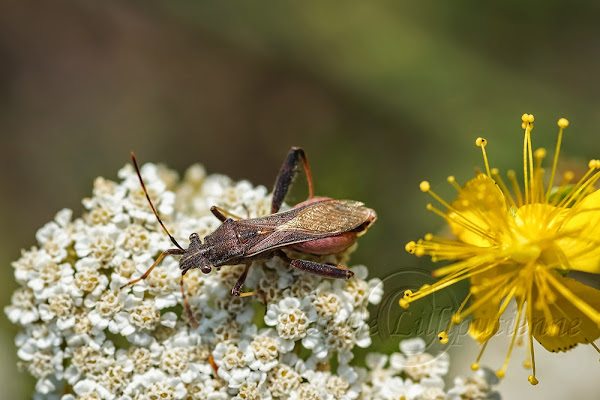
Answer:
xmin=121 ymin=147 xmax=377 ymax=327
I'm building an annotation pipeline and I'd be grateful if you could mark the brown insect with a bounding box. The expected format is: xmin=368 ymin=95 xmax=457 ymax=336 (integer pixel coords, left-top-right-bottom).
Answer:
xmin=121 ymin=147 xmax=376 ymax=327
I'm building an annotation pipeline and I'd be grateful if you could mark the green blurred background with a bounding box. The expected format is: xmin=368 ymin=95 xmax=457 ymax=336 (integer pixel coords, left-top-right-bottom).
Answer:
xmin=2 ymin=1 xmax=600 ymax=398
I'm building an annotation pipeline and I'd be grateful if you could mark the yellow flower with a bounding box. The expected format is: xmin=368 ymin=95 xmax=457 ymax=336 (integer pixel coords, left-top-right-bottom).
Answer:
xmin=401 ymin=114 xmax=600 ymax=385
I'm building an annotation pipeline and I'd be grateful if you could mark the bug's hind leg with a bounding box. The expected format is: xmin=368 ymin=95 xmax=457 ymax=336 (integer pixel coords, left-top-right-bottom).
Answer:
xmin=211 ymin=206 xmax=245 ymax=222
xmin=275 ymin=250 xmax=354 ymax=279
xmin=271 ymin=147 xmax=314 ymax=214
xmin=290 ymin=259 xmax=354 ymax=280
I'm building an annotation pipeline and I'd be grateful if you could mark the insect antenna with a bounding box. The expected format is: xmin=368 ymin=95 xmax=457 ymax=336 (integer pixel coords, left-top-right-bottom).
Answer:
xmin=130 ymin=152 xmax=184 ymax=251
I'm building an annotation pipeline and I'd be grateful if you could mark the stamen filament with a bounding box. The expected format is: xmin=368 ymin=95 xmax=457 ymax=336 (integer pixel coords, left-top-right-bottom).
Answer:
xmin=523 ymin=127 xmax=530 ymax=205
xmin=555 ymin=165 xmax=597 ymax=209
xmin=527 ymin=129 xmax=535 ymax=203
xmin=447 ymin=175 xmax=461 ymax=191
xmin=471 ymin=338 xmax=490 ymax=371
xmin=476 ymin=137 xmax=492 ymax=178
xmin=507 ymin=170 xmax=523 ymax=206
xmin=497 ymin=301 xmax=525 ymax=378
xmin=546 ymin=119 xmax=568 ymax=201
xmin=492 ymin=169 xmax=517 ymax=208
xmin=425 ymin=203 xmax=496 ymax=243
xmin=545 ymin=270 xmax=600 ymax=324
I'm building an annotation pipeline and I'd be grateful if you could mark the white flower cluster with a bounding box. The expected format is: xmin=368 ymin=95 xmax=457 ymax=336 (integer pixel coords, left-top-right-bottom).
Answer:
xmin=360 ymin=338 xmax=500 ymax=400
xmin=6 ymin=160 xmax=386 ymax=399
xmin=6 ymin=160 xmax=500 ymax=399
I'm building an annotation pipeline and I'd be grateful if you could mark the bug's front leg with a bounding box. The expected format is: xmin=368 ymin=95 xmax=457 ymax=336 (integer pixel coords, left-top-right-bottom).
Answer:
xmin=231 ymin=263 xmax=268 ymax=304
xmin=231 ymin=263 xmax=251 ymax=296
xmin=271 ymin=147 xmax=314 ymax=214
xmin=275 ymin=250 xmax=354 ymax=279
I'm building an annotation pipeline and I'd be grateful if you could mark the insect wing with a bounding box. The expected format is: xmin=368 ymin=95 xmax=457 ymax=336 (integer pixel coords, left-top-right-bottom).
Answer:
xmin=277 ymin=199 xmax=369 ymax=233
xmin=243 ymin=199 xmax=372 ymax=255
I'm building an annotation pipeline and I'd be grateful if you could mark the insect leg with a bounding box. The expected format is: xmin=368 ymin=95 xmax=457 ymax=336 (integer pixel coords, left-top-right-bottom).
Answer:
xmin=275 ymin=250 xmax=354 ymax=279
xmin=210 ymin=206 xmax=244 ymax=222
xmin=120 ymin=248 xmax=184 ymax=289
xmin=230 ymin=263 xmax=268 ymax=304
xmin=231 ymin=263 xmax=251 ymax=296
xmin=271 ymin=147 xmax=314 ymax=214
xmin=180 ymin=273 xmax=199 ymax=329
xmin=290 ymin=259 xmax=354 ymax=279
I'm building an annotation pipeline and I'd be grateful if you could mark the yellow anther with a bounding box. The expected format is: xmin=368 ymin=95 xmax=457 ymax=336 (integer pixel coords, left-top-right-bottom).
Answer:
xmin=475 ymin=137 xmax=487 ymax=147
xmin=564 ymin=171 xmax=575 ymax=181
xmin=588 ymin=160 xmax=598 ymax=170
xmin=447 ymin=175 xmax=455 ymax=183
xmin=403 ymin=289 xmax=413 ymax=298
xmin=491 ymin=168 xmax=499 ymax=175
xmin=521 ymin=113 xmax=529 ymax=122
xmin=558 ymin=118 xmax=569 ymax=128
xmin=425 ymin=203 xmax=433 ymax=210
xmin=534 ymin=148 xmax=546 ymax=159
xmin=452 ymin=314 xmax=462 ymax=324
xmin=523 ymin=361 xmax=532 ymax=368
xmin=437 ymin=331 xmax=449 ymax=344
xmin=420 ymin=181 xmax=431 ymax=192
xmin=405 ymin=241 xmax=416 ymax=253
xmin=496 ymin=370 xmax=505 ymax=379
xmin=471 ymin=363 xmax=480 ymax=371
xmin=527 ymin=114 xmax=535 ymax=123
xmin=415 ymin=248 xmax=425 ymax=257
xmin=399 ymin=298 xmax=410 ymax=309
xmin=424 ymin=233 xmax=433 ymax=241
xmin=528 ymin=375 xmax=539 ymax=385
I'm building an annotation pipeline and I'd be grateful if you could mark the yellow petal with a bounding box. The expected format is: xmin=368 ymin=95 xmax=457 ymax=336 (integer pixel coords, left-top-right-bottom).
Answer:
xmin=449 ymin=175 xmax=508 ymax=247
xmin=468 ymin=271 xmax=501 ymax=343
xmin=559 ymin=188 xmax=600 ymax=273
xmin=531 ymin=272 xmax=600 ymax=352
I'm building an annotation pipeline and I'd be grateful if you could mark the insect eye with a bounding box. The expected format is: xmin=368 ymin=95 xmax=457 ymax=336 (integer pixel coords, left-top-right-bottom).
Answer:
xmin=201 ymin=265 xmax=212 ymax=274
xmin=189 ymin=233 xmax=199 ymax=241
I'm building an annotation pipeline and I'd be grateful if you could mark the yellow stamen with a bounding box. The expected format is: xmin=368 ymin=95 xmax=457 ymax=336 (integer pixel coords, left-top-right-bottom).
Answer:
xmin=590 ymin=341 xmax=600 ymax=360
xmin=438 ymin=331 xmax=449 ymax=344
xmin=442 ymin=292 xmax=472 ymax=335
xmin=492 ymin=169 xmax=517 ymax=208
xmin=507 ymin=170 xmax=524 ymax=206
xmin=526 ymin=281 xmax=539 ymax=385
xmin=420 ymin=183 xmax=497 ymax=242
xmin=555 ymin=162 xmax=597 ymax=209
xmin=476 ymin=137 xmax=492 ymax=178
xmin=527 ymin=125 xmax=535 ymax=203
xmin=545 ymin=270 xmax=600 ymax=325
xmin=447 ymin=175 xmax=461 ymax=191
xmin=471 ymin=338 xmax=490 ymax=371
xmin=497 ymin=301 xmax=525 ymax=379
xmin=546 ymin=118 xmax=568 ymax=201
xmin=522 ymin=114 xmax=534 ymax=204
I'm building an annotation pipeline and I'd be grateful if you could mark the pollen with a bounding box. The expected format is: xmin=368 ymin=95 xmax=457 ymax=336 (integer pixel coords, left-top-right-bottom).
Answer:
xmin=402 ymin=114 xmax=600 ymax=385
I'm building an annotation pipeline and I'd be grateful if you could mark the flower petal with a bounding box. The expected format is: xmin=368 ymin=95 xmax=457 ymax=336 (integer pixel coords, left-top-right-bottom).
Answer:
xmin=449 ymin=175 xmax=507 ymax=247
xmin=532 ymin=273 xmax=600 ymax=352
xmin=468 ymin=271 xmax=501 ymax=343
xmin=559 ymin=188 xmax=600 ymax=273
